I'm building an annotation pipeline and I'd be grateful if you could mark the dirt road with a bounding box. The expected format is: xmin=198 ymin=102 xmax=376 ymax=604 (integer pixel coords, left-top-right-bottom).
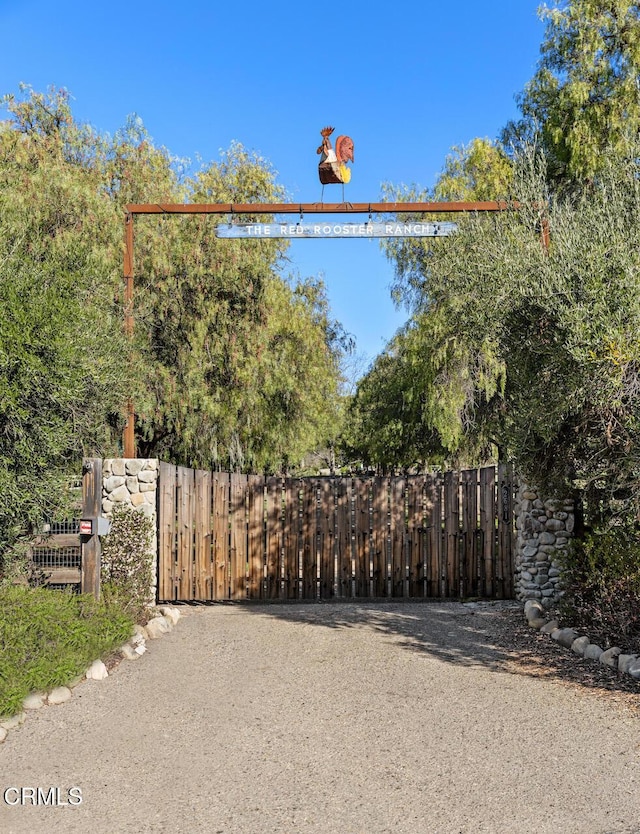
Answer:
xmin=1 ymin=601 xmax=639 ymax=834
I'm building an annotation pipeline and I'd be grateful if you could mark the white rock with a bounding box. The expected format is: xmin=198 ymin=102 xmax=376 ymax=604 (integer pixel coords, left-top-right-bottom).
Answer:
xmin=111 ymin=460 xmax=126 ymax=477
xmin=628 ymin=660 xmax=640 ymax=679
xmin=145 ymin=616 xmax=171 ymax=638
xmin=120 ymin=643 xmax=141 ymax=661
xmin=104 ymin=475 xmax=126 ymax=493
xmin=0 ymin=712 xmax=26 ymax=730
xmin=134 ymin=644 xmax=147 ymax=656
xmin=131 ymin=626 xmax=147 ymax=645
xmin=47 ymin=686 xmax=72 ymax=705
xmin=125 ymin=459 xmax=145 ymax=476
xmin=110 ymin=485 xmax=131 ymax=503
xmin=86 ymin=660 xmax=109 ymax=680
xmin=138 ymin=470 xmax=157 ymax=483
xmin=159 ymin=606 xmax=181 ymax=625
xmin=23 ymin=692 xmax=46 ymax=710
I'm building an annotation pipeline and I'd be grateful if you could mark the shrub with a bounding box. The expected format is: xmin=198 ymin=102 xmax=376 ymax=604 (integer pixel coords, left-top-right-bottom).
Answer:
xmin=560 ymin=518 xmax=640 ymax=649
xmin=0 ymin=585 xmax=132 ymax=719
xmin=100 ymin=505 xmax=154 ymax=623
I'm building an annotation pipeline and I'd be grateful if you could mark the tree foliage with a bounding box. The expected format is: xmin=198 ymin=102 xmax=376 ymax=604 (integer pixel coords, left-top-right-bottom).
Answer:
xmin=351 ymin=138 xmax=640 ymax=519
xmin=348 ymin=2 xmax=640 ymax=526
xmin=504 ymin=0 xmax=640 ymax=183
xmin=0 ymin=87 xmax=130 ymax=556
xmin=0 ymin=85 xmax=347 ymax=563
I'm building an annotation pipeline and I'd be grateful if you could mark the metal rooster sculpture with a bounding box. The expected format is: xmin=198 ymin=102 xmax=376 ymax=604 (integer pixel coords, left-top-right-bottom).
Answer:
xmin=317 ymin=126 xmax=354 ymax=200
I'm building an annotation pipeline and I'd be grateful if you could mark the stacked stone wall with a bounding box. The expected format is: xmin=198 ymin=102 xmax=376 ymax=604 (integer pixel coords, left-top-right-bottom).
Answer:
xmin=513 ymin=481 xmax=575 ymax=607
xmin=101 ymin=458 xmax=159 ymax=602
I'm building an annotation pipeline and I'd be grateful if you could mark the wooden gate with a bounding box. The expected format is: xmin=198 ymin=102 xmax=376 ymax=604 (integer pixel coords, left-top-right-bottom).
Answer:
xmin=157 ymin=464 xmax=514 ymax=602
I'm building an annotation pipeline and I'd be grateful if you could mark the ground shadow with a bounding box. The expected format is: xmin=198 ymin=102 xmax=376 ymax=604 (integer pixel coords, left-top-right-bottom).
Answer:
xmin=221 ymin=598 xmax=640 ymax=709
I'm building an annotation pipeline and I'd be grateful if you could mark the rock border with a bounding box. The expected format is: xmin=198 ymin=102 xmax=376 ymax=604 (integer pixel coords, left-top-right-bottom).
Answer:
xmin=523 ymin=599 xmax=640 ymax=680
xmin=0 ymin=605 xmax=182 ymax=744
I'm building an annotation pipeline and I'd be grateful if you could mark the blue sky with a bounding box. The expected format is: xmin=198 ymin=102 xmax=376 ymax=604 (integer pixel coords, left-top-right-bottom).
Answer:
xmin=0 ymin=0 xmax=545 ymax=371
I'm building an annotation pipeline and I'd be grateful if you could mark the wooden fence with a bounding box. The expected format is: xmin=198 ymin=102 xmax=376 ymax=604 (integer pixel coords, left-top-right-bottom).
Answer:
xmin=158 ymin=464 xmax=514 ymax=602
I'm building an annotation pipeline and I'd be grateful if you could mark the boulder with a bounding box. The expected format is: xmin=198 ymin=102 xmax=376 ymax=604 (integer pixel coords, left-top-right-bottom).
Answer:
xmin=584 ymin=644 xmax=604 ymax=661
xmin=86 ymin=660 xmax=108 ymax=680
xmin=617 ymin=654 xmax=638 ymax=675
xmin=47 ymin=686 xmax=72 ymax=706
xmin=551 ymin=628 xmax=580 ymax=649
xmin=571 ymin=636 xmax=590 ymax=656
xmin=0 ymin=712 xmax=26 ymax=731
xmin=599 ymin=647 xmax=621 ymax=669
xmin=145 ymin=616 xmax=171 ymax=639
xmin=23 ymin=692 xmax=46 ymax=710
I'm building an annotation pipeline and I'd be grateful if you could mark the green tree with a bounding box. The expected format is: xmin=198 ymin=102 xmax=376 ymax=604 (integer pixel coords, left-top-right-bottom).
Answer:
xmin=0 ymin=88 xmax=130 ymax=560
xmin=345 ymin=139 xmax=512 ymax=470
xmin=504 ymin=0 xmax=640 ymax=182
xmin=381 ymin=142 xmax=640 ymax=517
xmin=0 ymin=85 xmax=348 ymax=567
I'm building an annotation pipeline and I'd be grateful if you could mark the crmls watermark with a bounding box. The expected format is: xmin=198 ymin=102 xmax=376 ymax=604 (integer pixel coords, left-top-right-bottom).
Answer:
xmin=3 ymin=786 xmax=82 ymax=806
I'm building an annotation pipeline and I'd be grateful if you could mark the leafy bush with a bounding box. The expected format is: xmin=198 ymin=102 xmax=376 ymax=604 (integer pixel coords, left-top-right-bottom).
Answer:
xmin=560 ymin=520 xmax=640 ymax=650
xmin=0 ymin=585 xmax=132 ymax=719
xmin=100 ymin=505 xmax=154 ymax=623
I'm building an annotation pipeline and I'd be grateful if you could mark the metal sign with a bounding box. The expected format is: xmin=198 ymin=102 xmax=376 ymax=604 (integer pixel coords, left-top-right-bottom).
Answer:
xmin=216 ymin=221 xmax=457 ymax=239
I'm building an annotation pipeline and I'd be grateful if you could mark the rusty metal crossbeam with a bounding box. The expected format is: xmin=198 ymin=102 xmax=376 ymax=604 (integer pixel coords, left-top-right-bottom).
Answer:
xmin=126 ymin=200 xmax=516 ymax=215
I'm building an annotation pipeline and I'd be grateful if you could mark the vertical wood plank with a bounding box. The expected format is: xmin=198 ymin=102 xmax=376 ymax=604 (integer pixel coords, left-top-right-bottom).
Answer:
xmin=283 ymin=478 xmax=299 ymax=599
xmin=194 ymin=470 xmax=213 ymax=601
xmin=354 ymin=478 xmax=371 ymax=597
xmin=390 ymin=477 xmax=406 ymax=597
xmin=460 ymin=469 xmax=478 ymax=598
xmin=229 ymin=474 xmax=248 ymax=600
xmin=177 ymin=466 xmax=195 ymax=601
xmin=335 ymin=477 xmax=351 ymax=597
xmin=497 ymin=462 xmax=514 ymax=599
xmin=479 ymin=466 xmax=496 ymax=598
xmin=318 ymin=479 xmax=335 ymax=599
xmin=265 ymin=477 xmax=283 ymax=599
xmin=301 ymin=479 xmax=317 ymax=599
xmin=407 ymin=477 xmax=426 ymax=598
xmin=247 ymin=475 xmax=265 ymax=599
xmin=213 ymin=472 xmax=229 ymax=600
xmin=81 ymin=458 xmax=102 ymax=599
xmin=371 ymin=477 xmax=388 ymax=597
xmin=158 ymin=462 xmax=177 ymax=602
xmin=424 ymin=475 xmax=441 ymax=598
xmin=444 ymin=470 xmax=458 ymax=597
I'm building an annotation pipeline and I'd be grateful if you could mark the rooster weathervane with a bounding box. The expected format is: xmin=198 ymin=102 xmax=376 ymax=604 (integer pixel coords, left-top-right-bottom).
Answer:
xmin=317 ymin=126 xmax=354 ymax=201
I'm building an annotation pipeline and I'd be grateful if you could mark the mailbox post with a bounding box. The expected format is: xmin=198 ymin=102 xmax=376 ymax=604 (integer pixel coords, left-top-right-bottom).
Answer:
xmin=81 ymin=458 xmax=103 ymax=599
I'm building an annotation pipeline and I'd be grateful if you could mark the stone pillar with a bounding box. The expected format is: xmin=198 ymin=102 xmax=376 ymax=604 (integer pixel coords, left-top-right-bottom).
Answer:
xmin=513 ymin=479 xmax=575 ymax=607
xmin=102 ymin=459 xmax=159 ymax=603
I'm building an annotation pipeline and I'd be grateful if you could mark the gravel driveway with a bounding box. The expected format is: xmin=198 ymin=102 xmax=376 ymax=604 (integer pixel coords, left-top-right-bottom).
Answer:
xmin=1 ymin=600 xmax=639 ymax=834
